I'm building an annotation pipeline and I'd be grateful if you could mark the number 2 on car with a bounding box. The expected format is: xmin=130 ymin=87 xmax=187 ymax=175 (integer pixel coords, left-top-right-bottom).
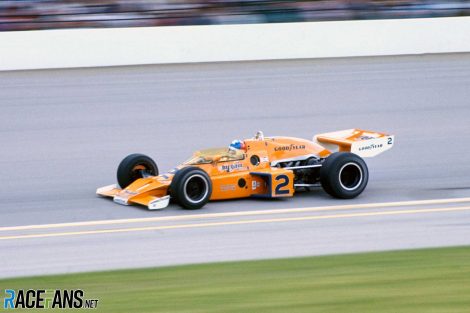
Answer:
xmin=271 ymin=172 xmax=294 ymax=197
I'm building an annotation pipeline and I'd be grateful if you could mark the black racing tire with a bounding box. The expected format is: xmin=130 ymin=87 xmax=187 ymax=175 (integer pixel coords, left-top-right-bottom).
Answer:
xmin=170 ymin=167 xmax=212 ymax=210
xmin=117 ymin=154 xmax=158 ymax=188
xmin=320 ymin=152 xmax=368 ymax=199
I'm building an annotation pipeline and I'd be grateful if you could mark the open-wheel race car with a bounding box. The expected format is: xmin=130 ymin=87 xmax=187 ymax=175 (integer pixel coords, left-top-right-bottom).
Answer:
xmin=97 ymin=129 xmax=394 ymax=210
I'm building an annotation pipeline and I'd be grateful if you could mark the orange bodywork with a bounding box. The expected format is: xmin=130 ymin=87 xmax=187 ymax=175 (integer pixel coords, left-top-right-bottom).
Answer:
xmin=97 ymin=129 xmax=393 ymax=209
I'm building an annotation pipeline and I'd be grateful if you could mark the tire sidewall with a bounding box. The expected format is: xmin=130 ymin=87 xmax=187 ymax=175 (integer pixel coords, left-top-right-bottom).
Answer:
xmin=320 ymin=152 xmax=368 ymax=199
xmin=171 ymin=167 xmax=212 ymax=210
xmin=117 ymin=154 xmax=158 ymax=188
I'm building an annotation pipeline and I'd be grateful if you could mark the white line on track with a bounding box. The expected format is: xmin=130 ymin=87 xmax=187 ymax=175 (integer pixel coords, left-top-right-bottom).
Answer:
xmin=2 ymin=197 xmax=470 ymax=232
xmin=1 ymin=205 xmax=470 ymax=241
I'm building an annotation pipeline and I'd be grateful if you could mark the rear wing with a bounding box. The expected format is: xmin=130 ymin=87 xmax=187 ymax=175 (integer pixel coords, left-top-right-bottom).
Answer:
xmin=314 ymin=129 xmax=394 ymax=158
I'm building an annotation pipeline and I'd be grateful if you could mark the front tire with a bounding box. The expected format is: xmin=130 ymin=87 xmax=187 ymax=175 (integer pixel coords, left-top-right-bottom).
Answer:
xmin=320 ymin=152 xmax=368 ymax=199
xmin=170 ymin=167 xmax=212 ymax=210
xmin=117 ymin=154 xmax=158 ymax=188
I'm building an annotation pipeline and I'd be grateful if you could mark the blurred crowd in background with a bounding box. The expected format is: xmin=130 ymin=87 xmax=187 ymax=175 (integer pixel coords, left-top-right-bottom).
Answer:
xmin=1 ymin=0 xmax=469 ymax=31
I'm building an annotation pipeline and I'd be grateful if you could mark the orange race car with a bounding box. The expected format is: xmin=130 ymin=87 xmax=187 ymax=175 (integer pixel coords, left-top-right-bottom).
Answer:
xmin=97 ymin=129 xmax=394 ymax=210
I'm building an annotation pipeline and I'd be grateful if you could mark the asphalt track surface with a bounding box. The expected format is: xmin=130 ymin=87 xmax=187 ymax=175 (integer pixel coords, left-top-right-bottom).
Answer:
xmin=1 ymin=53 xmax=470 ymax=278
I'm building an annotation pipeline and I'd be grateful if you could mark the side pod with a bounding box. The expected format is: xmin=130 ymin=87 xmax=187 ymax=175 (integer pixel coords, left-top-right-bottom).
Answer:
xmin=250 ymin=168 xmax=295 ymax=198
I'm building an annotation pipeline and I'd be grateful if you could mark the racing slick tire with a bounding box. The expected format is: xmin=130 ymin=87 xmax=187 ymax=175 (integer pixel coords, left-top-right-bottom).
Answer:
xmin=170 ymin=167 xmax=212 ymax=210
xmin=320 ymin=152 xmax=368 ymax=199
xmin=117 ymin=154 xmax=159 ymax=188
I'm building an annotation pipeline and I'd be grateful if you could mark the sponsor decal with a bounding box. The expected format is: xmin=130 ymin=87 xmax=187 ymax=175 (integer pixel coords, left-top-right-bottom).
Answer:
xmin=220 ymin=184 xmax=236 ymax=192
xmin=3 ymin=289 xmax=99 ymax=309
xmin=219 ymin=163 xmax=244 ymax=172
xmin=358 ymin=143 xmax=383 ymax=151
xmin=274 ymin=144 xmax=306 ymax=152
xmin=359 ymin=135 xmax=374 ymax=140
xmin=252 ymin=181 xmax=261 ymax=190
xmin=260 ymin=156 xmax=269 ymax=163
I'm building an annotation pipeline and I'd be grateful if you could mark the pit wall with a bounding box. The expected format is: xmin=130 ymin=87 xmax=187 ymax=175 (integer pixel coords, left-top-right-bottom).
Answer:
xmin=1 ymin=16 xmax=469 ymax=71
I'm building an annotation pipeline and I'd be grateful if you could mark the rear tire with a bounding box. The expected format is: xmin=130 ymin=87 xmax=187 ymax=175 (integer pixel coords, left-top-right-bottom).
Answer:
xmin=117 ymin=154 xmax=158 ymax=188
xmin=170 ymin=167 xmax=212 ymax=210
xmin=320 ymin=152 xmax=368 ymax=199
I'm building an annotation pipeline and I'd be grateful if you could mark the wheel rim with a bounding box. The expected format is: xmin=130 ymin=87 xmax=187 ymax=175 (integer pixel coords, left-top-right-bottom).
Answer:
xmin=339 ymin=162 xmax=363 ymax=191
xmin=183 ymin=174 xmax=209 ymax=204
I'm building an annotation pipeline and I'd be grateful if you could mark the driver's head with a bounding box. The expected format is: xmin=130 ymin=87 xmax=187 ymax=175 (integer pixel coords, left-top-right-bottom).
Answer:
xmin=229 ymin=139 xmax=245 ymax=151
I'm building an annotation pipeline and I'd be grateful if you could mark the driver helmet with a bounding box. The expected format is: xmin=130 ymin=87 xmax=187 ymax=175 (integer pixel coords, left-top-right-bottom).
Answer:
xmin=229 ymin=139 xmax=246 ymax=151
